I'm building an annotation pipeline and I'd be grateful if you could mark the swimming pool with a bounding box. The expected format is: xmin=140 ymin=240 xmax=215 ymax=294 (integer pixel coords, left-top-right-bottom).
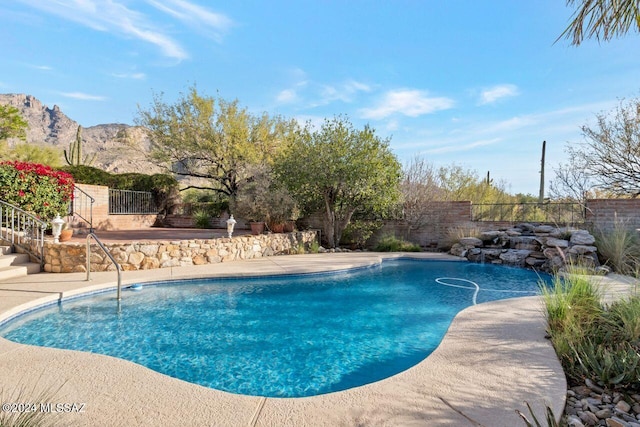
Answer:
xmin=0 ymin=259 xmax=550 ymax=397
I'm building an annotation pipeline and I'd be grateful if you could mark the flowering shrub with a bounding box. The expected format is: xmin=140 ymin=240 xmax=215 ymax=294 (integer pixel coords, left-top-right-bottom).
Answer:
xmin=0 ymin=161 xmax=74 ymax=221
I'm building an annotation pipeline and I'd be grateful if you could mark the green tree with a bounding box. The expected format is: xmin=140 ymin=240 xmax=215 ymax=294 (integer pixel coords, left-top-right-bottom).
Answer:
xmin=0 ymin=105 xmax=28 ymax=142
xmin=136 ymin=86 xmax=297 ymax=198
xmin=560 ymin=0 xmax=640 ymax=45
xmin=4 ymin=143 xmax=63 ymax=167
xmin=275 ymin=116 xmax=402 ymax=248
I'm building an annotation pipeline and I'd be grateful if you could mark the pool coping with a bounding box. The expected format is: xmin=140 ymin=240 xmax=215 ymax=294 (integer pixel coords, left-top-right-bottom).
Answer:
xmin=0 ymin=252 xmax=629 ymax=426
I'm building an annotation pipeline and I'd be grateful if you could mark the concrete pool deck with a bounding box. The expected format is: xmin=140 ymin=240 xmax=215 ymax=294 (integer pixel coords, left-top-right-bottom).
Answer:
xmin=0 ymin=252 xmax=634 ymax=426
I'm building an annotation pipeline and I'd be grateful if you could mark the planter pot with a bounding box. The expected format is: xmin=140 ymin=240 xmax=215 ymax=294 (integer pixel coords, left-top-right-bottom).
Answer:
xmin=250 ymin=222 xmax=265 ymax=235
xmin=283 ymin=221 xmax=296 ymax=233
xmin=270 ymin=223 xmax=285 ymax=233
xmin=59 ymin=229 xmax=73 ymax=242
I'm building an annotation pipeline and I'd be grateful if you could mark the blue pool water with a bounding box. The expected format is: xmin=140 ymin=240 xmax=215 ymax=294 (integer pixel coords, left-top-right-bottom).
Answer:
xmin=0 ymin=259 xmax=550 ymax=397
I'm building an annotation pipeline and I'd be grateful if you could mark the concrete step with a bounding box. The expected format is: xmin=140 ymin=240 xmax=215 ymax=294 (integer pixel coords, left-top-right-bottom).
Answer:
xmin=0 ymin=253 xmax=31 ymax=268
xmin=0 ymin=245 xmax=11 ymax=255
xmin=0 ymin=263 xmax=41 ymax=281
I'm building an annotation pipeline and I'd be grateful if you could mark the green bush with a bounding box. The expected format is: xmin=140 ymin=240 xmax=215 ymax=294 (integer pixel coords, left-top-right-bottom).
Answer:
xmin=308 ymin=240 xmax=321 ymax=253
xmin=340 ymin=220 xmax=382 ymax=249
xmin=192 ymin=210 xmax=212 ymax=229
xmin=60 ymin=165 xmax=113 ymax=186
xmin=61 ymin=165 xmax=178 ymax=193
xmin=374 ymin=235 xmax=421 ymax=252
xmin=0 ymin=161 xmax=74 ymax=221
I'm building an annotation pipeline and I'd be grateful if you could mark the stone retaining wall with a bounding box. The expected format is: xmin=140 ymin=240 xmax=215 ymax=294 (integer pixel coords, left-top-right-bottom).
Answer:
xmin=44 ymin=231 xmax=318 ymax=273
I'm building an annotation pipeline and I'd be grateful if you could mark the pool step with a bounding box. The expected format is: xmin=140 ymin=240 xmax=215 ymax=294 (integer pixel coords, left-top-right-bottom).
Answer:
xmin=0 ymin=247 xmax=41 ymax=282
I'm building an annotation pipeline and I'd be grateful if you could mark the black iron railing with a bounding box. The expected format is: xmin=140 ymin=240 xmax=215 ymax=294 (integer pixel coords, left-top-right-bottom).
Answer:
xmin=109 ymin=189 xmax=158 ymax=215
xmin=71 ymin=185 xmax=95 ymax=231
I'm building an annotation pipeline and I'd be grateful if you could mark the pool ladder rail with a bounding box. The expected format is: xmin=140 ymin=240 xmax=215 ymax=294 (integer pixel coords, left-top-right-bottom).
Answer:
xmin=86 ymin=232 xmax=123 ymax=301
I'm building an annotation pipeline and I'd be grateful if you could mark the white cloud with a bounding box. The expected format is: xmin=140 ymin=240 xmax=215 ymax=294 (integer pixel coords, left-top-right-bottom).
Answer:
xmin=16 ymin=0 xmax=235 ymax=60
xmin=359 ymin=89 xmax=454 ymax=119
xmin=59 ymin=92 xmax=107 ymax=101
xmin=421 ymin=138 xmax=502 ymax=155
xmin=344 ymin=80 xmax=371 ymax=93
xmin=31 ymin=64 xmax=52 ymax=71
xmin=394 ymin=100 xmax=613 ymax=156
xmin=319 ymin=79 xmax=371 ymax=104
xmin=111 ymin=72 xmax=146 ymax=80
xmin=146 ymin=0 xmax=233 ymax=42
xmin=385 ymin=119 xmax=400 ymax=132
xmin=479 ymin=84 xmax=519 ymax=105
xmin=274 ymin=71 xmax=370 ymax=107
xmin=276 ymin=89 xmax=297 ymax=103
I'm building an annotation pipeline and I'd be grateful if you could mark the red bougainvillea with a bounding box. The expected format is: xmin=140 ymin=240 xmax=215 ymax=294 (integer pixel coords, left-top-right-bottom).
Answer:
xmin=0 ymin=161 xmax=74 ymax=220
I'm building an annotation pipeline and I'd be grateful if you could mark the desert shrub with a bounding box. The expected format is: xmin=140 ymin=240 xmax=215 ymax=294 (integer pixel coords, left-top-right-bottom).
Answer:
xmin=542 ymin=268 xmax=640 ymax=389
xmin=594 ymin=219 xmax=640 ymax=275
xmin=0 ymin=160 xmax=74 ymax=221
xmin=308 ymin=240 xmax=321 ymax=254
xmin=440 ymin=225 xmax=483 ymax=250
xmin=374 ymin=235 xmax=421 ymax=252
xmin=192 ymin=210 xmax=212 ymax=229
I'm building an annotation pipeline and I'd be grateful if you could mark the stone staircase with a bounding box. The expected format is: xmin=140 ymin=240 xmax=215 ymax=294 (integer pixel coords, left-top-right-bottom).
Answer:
xmin=0 ymin=244 xmax=41 ymax=282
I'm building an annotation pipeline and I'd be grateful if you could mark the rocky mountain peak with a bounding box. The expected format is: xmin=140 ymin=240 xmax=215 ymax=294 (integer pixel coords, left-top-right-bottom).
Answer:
xmin=0 ymin=93 xmax=156 ymax=174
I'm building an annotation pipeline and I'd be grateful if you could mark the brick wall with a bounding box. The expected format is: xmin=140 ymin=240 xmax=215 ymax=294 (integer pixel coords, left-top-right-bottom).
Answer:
xmin=371 ymin=201 xmax=473 ymax=248
xmin=586 ymin=199 xmax=640 ymax=231
xmin=69 ymin=184 xmax=158 ymax=231
xmin=299 ymin=202 xmax=473 ymax=248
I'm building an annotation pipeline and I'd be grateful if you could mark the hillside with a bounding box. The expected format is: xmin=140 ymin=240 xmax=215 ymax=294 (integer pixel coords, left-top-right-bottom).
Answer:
xmin=0 ymin=93 xmax=156 ymax=173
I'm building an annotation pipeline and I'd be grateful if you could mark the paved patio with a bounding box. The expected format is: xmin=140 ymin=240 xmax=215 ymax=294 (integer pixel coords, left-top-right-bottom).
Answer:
xmin=0 ymin=252 xmax=633 ymax=426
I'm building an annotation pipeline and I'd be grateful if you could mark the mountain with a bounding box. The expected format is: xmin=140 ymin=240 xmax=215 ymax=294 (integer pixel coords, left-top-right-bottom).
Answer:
xmin=0 ymin=93 xmax=156 ymax=173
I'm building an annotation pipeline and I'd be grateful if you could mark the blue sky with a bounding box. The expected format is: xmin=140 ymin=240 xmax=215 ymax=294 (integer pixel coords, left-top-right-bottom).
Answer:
xmin=2 ymin=1 xmax=639 ymax=195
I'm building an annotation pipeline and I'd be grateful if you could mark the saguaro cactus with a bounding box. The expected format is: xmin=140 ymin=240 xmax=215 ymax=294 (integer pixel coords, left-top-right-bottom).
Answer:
xmin=64 ymin=125 xmax=96 ymax=166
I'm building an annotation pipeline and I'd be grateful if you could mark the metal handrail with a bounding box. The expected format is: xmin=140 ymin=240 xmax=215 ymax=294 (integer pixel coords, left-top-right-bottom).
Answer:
xmin=0 ymin=200 xmax=47 ymax=268
xmin=72 ymin=186 xmax=95 ymax=232
xmin=86 ymin=233 xmax=122 ymax=300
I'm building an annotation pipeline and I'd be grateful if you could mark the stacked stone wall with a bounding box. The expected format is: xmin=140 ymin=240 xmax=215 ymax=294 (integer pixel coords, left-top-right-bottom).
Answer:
xmin=450 ymin=223 xmax=599 ymax=272
xmin=44 ymin=231 xmax=318 ymax=273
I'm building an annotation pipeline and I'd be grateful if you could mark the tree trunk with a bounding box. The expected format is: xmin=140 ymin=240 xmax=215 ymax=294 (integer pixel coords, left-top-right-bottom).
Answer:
xmin=333 ymin=208 xmax=356 ymax=248
xmin=323 ymin=194 xmax=336 ymax=248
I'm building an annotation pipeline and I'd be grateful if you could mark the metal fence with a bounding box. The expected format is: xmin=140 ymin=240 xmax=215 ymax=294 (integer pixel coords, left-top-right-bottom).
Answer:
xmin=109 ymin=189 xmax=158 ymax=215
xmin=471 ymin=202 xmax=586 ymax=224
xmin=0 ymin=199 xmax=47 ymax=267
xmin=70 ymin=185 xmax=95 ymax=230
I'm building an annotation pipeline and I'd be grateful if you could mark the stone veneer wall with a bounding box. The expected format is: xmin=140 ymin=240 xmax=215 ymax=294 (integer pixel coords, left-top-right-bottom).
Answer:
xmin=44 ymin=231 xmax=318 ymax=273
